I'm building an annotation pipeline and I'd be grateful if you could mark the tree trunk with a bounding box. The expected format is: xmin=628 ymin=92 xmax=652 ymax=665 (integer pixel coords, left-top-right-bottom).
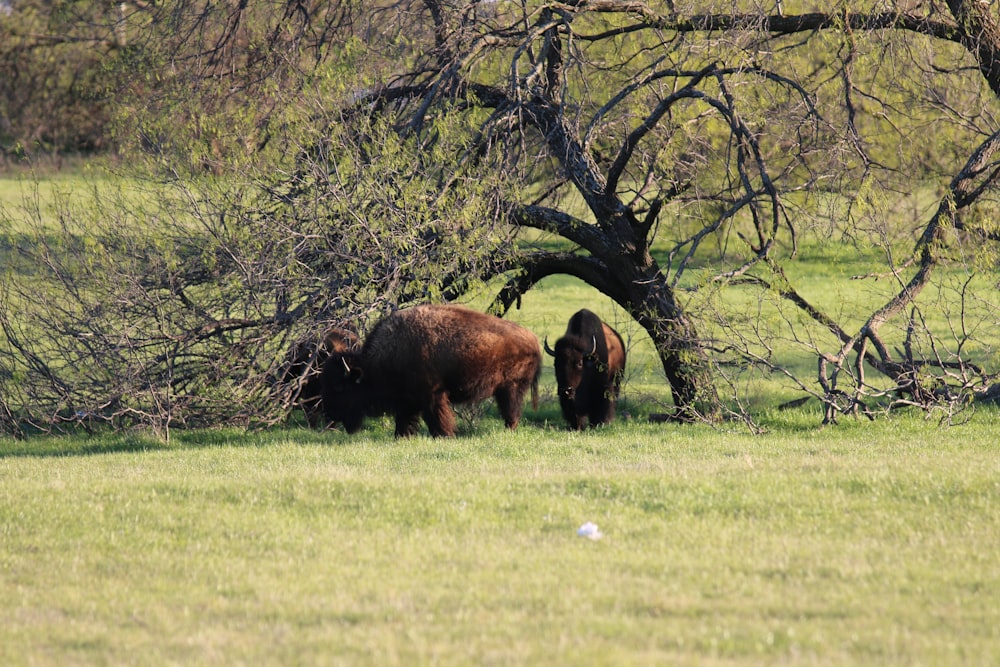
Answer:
xmin=633 ymin=282 xmax=720 ymax=422
xmin=494 ymin=241 xmax=722 ymax=422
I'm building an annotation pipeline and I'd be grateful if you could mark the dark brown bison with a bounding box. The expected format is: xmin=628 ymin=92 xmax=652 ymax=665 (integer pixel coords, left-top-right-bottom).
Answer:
xmin=283 ymin=327 xmax=360 ymax=428
xmin=320 ymin=304 xmax=541 ymax=437
xmin=544 ymin=309 xmax=626 ymax=429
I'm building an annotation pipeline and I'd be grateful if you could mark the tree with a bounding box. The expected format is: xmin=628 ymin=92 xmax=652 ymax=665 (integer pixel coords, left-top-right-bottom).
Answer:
xmin=2 ymin=0 xmax=999 ymax=434
xmin=312 ymin=0 xmax=1000 ymax=422
xmin=0 ymin=0 xmax=122 ymax=157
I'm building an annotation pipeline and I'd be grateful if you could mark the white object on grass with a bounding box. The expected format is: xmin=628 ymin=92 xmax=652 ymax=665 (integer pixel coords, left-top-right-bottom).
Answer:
xmin=577 ymin=521 xmax=603 ymax=540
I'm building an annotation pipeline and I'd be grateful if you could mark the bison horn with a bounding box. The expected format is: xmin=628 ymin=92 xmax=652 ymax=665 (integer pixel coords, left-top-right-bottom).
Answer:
xmin=341 ymin=355 xmax=351 ymax=375
xmin=543 ymin=336 xmax=556 ymax=356
xmin=589 ymin=335 xmax=597 ymax=356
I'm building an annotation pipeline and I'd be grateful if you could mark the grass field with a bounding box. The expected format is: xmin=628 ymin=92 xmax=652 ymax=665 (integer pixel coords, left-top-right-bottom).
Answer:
xmin=2 ymin=409 xmax=999 ymax=666
xmin=3 ymin=171 xmax=1000 ymax=665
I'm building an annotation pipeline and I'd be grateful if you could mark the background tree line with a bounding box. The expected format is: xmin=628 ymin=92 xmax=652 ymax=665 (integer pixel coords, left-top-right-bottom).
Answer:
xmin=1 ymin=0 xmax=999 ymax=436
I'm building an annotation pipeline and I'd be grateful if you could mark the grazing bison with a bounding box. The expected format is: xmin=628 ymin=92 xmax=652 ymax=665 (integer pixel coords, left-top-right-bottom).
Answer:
xmin=320 ymin=304 xmax=541 ymax=437
xmin=283 ymin=327 xmax=360 ymax=428
xmin=544 ymin=309 xmax=626 ymax=430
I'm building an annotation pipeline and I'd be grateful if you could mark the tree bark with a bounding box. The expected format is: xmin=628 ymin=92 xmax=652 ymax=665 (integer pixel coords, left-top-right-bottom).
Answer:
xmin=493 ymin=210 xmax=722 ymax=422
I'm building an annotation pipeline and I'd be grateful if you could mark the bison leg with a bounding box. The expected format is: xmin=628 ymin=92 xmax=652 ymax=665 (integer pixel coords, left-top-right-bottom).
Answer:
xmin=494 ymin=384 xmax=526 ymax=430
xmin=394 ymin=411 xmax=422 ymax=438
xmin=559 ymin=396 xmax=584 ymax=430
xmin=589 ymin=398 xmax=614 ymax=427
xmin=422 ymin=391 xmax=457 ymax=437
xmin=586 ymin=383 xmax=620 ymax=427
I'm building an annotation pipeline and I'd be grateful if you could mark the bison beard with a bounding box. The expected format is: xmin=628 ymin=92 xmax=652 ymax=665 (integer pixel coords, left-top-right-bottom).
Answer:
xmin=545 ymin=309 xmax=626 ymax=430
xmin=320 ymin=304 xmax=541 ymax=437
xmin=282 ymin=327 xmax=360 ymax=428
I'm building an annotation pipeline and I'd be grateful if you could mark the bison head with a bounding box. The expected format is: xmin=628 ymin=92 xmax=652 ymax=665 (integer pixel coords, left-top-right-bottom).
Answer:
xmin=319 ymin=353 xmax=367 ymax=433
xmin=545 ymin=334 xmax=597 ymax=401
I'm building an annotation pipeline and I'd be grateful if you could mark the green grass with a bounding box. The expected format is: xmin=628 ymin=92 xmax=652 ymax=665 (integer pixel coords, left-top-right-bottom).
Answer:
xmin=3 ymin=171 xmax=999 ymax=664
xmin=0 ymin=171 xmax=99 ymax=226
xmin=2 ymin=410 xmax=999 ymax=665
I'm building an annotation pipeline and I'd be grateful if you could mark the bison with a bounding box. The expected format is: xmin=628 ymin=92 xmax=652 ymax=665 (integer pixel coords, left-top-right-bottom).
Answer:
xmin=283 ymin=327 xmax=360 ymax=428
xmin=544 ymin=309 xmax=626 ymax=429
xmin=320 ymin=304 xmax=541 ymax=437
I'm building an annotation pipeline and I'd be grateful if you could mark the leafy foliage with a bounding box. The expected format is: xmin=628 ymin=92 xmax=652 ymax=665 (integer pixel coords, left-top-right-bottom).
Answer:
xmin=2 ymin=1 xmax=1000 ymax=433
xmin=1 ymin=100 xmax=521 ymax=433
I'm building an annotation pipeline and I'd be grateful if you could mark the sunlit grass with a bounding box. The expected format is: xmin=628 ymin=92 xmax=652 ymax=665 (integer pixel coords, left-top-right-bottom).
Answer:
xmin=2 ymin=169 xmax=999 ymax=665
xmin=2 ymin=411 xmax=998 ymax=666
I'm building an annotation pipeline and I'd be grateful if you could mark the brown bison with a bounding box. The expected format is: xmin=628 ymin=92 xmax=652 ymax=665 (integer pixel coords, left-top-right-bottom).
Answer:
xmin=544 ymin=309 xmax=626 ymax=429
xmin=320 ymin=304 xmax=541 ymax=437
xmin=283 ymin=327 xmax=360 ymax=428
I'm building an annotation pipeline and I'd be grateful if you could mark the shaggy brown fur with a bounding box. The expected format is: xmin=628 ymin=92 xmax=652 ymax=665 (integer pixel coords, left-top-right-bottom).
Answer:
xmin=321 ymin=304 xmax=541 ymax=437
xmin=544 ymin=309 xmax=626 ymax=429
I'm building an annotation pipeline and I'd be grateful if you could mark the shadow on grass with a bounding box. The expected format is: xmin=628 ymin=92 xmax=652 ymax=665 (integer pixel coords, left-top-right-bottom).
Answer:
xmin=0 ymin=432 xmax=174 ymax=458
xmin=0 ymin=422 xmax=444 ymax=458
xmin=0 ymin=406 xmax=357 ymax=459
xmin=0 ymin=395 xmax=823 ymax=458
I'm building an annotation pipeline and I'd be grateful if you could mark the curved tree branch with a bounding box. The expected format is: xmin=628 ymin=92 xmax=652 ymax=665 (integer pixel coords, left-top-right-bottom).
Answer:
xmin=488 ymin=251 xmax=622 ymax=315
